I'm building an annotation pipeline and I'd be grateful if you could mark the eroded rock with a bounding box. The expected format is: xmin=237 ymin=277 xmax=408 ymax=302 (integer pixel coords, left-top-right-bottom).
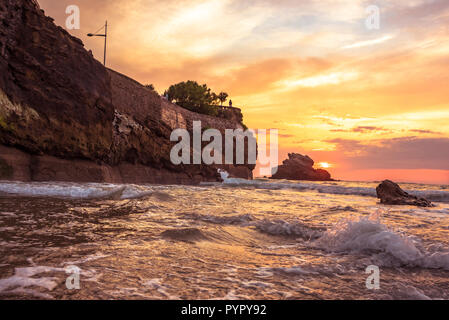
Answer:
xmin=271 ymin=153 xmax=333 ymax=181
xmin=376 ymin=180 xmax=433 ymax=207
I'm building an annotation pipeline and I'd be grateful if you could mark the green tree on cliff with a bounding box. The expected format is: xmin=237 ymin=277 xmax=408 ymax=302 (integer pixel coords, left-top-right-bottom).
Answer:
xmin=164 ymin=81 xmax=220 ymax=116
xmin=217 ymin=92 xmax=229 ymax=106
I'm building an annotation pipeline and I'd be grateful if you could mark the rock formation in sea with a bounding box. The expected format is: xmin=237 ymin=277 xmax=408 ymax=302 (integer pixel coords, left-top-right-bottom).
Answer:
xmin=0 ymin=0 xmax=254 ymax=184
xmin=270 ymin=153 xmax=333 ymax=181
xmin=376 ymin=180 xmax=433 ymax=207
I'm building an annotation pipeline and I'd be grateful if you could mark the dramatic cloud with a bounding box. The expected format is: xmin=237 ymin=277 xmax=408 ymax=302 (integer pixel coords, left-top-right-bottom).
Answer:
xmin=331 ymin=126 xmax=392 ymax=134
xmin=37 ymin=0 xmax=449 ymax=183
xmin=326 ymin=137 xmax=449 ymax=170
xmin=341 ymin=35 xmax=395 ymax=49
xmin=410 ymin=129 xmax=442 ymax=135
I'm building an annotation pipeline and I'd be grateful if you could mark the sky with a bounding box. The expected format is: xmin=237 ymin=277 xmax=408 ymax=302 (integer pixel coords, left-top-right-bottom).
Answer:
xmin=37 ymin=0 xmax=449 ymax=184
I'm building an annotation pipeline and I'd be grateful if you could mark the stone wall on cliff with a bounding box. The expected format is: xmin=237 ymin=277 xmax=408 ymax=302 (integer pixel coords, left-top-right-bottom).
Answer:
xmin=108 ymin=69 xmax=254 ymax=181
xmin=0 ymin=0 xmax=255 ymax=183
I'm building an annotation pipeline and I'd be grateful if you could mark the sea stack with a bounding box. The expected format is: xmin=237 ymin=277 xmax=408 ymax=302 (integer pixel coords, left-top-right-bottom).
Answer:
xmin=376 ymin=180 xmax=433 ymax=207
xmin=270 ymin=153 xmax=333 ymax=181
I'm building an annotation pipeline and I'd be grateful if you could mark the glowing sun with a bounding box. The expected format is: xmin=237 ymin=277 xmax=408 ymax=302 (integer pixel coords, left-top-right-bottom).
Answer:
xmin=318 ymin=162 xmax=332 ymax=169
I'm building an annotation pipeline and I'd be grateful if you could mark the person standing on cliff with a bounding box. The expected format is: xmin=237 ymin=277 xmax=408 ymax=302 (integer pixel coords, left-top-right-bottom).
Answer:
xmin=229 ymin=100 xmax=233 ymax=107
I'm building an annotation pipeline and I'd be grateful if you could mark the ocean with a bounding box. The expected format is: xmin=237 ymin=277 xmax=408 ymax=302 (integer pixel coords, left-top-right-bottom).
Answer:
xmin=0 ymin=173 xmax=448 ymax=300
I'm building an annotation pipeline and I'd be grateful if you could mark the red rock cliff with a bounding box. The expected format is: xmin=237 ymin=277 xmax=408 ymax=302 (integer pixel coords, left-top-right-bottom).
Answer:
xmin=0 ymin=0 xmax=114 ymax=160
xmin=0 ymin=0 xmax=254 ymax=184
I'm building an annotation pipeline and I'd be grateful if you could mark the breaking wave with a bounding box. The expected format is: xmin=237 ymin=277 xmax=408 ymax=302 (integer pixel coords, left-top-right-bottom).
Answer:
xmin=219 ymin=173 xmax=449 ymax=203
xmin=0 ymin=182 xmax=158 ymax=200
xmin=2 ymin=174 xmax=449 ymax=203
xmin=185 ymin=211 xmax=323 ymax=240
xmin=314 ymin=215 xmax=449 ymax=270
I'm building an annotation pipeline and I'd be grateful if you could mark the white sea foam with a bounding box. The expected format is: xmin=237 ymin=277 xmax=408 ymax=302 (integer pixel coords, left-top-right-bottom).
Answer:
xmin=0 ymin=181 xmax=156 ymax=200
xmin=0 ymin=181 xmax=121 ymax=198
xmin=413 ymin=190 xmax=449 ymax=203
xmin=219 ymin=177 xmax=449 ymax=202
xmin=0 ymin=266 xmax=64 ymax=295
xmin=2 ymin=178 xmax=449 ymax=202
xmin=218 ymin=169 xmax=230 ymax=180
xmin=189 ymin=213 xmax=323 ymax=240
xmin=314 ymin=215 xmax=449 ymax=270
xmin=393 ymin=284 xmax=432 ymax=300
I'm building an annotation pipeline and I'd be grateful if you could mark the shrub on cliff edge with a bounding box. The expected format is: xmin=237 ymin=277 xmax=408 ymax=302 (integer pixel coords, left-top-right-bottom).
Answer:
xmin=164 ymin=81 xmax=223 ymax=116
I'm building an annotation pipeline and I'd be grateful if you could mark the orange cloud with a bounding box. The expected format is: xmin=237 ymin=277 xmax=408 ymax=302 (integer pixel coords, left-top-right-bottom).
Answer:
xmin=37 ymin=0 xmax=449 ymax=184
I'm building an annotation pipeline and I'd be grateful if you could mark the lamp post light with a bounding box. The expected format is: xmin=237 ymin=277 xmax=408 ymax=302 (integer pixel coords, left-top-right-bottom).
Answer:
xmin=87 ymin=21 xmax=108 ymax=66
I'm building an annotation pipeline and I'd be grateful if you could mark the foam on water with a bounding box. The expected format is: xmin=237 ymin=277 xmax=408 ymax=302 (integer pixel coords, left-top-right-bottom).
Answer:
xmin=0 ymin=181 xmax=157 ymax=200
xmin=1 ymin=172 xmax=448 ymax=299
xmin=314 ymin=214 xmax=449 ymax=270
xmin=218 ymin=169 xmax=230 ymax=180
xmin=218 ymin=173 xmax=449 ymax=203
xmin=413 ymin=190 xmax=449 ymax=203
xmin=0 ymin=266 xmax=64 ymax=297
xmin=393 ymin=284 xmax=432 ymax=300
xmin=2 ymin=174 xmax=449 ymax=203
xmin=187 ymin=213 xmax=323 ymax=240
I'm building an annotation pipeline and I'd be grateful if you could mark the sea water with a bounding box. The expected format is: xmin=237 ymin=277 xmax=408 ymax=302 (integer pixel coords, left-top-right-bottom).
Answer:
xmin=0 ymin=176 xmax=448 ymax=299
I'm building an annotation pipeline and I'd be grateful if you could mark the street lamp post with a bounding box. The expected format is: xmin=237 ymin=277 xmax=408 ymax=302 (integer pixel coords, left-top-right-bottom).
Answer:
xmin=87 ymin=21 xmax=108 ymax=66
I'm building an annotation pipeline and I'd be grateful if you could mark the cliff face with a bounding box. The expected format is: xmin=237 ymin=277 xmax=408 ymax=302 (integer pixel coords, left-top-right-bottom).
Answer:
xmin=0 ymin=0 xmax=114 ymax=161
xmin=108 ymin=70 xmax=255 ymax=182
xmin=0 ymin=0 xmax=254 ymax=184
xmin=271 ymin=153 xmax=333 ymax=181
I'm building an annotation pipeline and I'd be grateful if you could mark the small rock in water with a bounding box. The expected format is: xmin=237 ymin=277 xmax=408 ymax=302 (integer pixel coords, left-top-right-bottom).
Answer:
xmin=376 ymin=180 xmax=433 ymax=207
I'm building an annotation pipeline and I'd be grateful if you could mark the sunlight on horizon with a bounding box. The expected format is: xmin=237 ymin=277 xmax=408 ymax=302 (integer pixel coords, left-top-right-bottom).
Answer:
xmin=318 ymin=162 xmax=332 ymax=169
xmin=37 ymin=0 xmax=449 ymax=184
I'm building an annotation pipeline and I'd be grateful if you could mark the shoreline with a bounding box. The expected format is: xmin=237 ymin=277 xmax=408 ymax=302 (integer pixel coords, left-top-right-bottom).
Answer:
xmin=1 ymin=176 xmax=448 ymax=205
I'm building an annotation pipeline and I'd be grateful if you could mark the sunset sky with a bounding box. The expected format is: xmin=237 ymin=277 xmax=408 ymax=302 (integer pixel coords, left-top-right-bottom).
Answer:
xmin=38 ymin=0 xmax=449 ymax=184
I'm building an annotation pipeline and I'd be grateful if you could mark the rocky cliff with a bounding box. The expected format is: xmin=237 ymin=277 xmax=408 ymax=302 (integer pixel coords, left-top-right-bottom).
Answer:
xmin=0 ymin=0 xmax=254 ymax=184
xmin=271 ymin=153 xmax=333 ymax=181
